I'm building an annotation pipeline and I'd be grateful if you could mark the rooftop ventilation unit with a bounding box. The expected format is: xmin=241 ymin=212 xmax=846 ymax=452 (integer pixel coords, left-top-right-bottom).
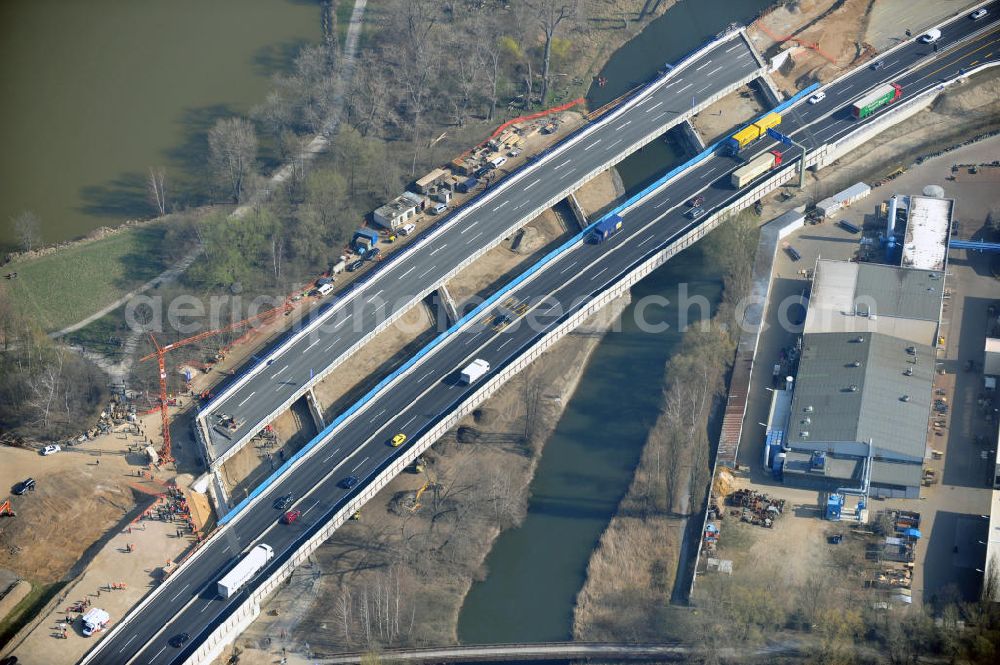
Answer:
xmin=804 ymin=405 xmax=814 ymax=413
xmin=900 ymin=395 xmax=910 ymax=402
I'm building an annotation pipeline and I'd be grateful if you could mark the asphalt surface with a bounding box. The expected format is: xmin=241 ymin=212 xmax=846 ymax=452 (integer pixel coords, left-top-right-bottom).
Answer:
xmin=88 ymin=8 xmax=1000 ymax=665
xmin=197 ymin=33 xmax=763 ymax=462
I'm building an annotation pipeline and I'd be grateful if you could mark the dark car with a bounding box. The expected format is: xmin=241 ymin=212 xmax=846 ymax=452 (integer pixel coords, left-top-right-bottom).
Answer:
xmin=169 ymin=633 xmax=189 ymax=648
xmin=687 ymin=195 xmax=705 ymax=207
xmin=474 ymin=165 xmax=493 ymax=178
xmin=870 ymin=60 xmax=884 ymax=71
xmin=273 ymin=493 xmax=293 ymax=510
xmin=339 ymin=475 xmax=359 ymax=489
xmin=13 ymin=478 xmax=35 ymax=495
xmin=685 ymin=206 xmax=706 ymax=220
xmin=364 ymin=247 xmax=382 ymax=262
xmin=347 ymin=259 xmax=365 ymax=272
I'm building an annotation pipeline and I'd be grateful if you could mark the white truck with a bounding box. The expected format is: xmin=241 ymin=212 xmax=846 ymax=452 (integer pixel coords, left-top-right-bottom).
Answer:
xmin=217 ymin=544 xmax=274 ymax=598
xmin=81 ymin=608 xmax=111 ymax=636
xmin=459 ymin=358 xmax=490 ymax=385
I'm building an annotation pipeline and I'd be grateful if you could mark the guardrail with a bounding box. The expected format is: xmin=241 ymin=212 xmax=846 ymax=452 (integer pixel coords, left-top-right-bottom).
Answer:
xmin=198 ymin=28 xmax=752 ymax=467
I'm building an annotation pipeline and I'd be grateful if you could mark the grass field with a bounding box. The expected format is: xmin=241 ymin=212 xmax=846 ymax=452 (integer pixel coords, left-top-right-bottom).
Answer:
xmin=5 ymin=225 xmax=169 ymax=333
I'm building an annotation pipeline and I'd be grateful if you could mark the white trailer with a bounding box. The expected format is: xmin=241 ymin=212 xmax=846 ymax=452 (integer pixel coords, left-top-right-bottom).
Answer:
xmin=459 ymin=358 xmax=490 ymax=385
xmin=81 ymin=608 xmax=111 ymax=636
xmin=217 ymin=544 xmax=274 ymax=598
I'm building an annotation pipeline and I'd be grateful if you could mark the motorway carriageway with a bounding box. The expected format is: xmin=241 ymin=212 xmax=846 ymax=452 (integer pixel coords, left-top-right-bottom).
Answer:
xmin=197 ymin=33 xmax=763 ymax=461
xmin=91 ymin=7 xmax=1000 ymax=664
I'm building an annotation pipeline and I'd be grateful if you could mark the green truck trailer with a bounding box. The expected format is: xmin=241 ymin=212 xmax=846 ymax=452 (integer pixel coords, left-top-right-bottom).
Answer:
xmin=851 ymin=83 xmax=903 ymax=119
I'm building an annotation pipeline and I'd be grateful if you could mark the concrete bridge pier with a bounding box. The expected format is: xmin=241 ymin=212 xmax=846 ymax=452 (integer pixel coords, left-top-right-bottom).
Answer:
xmin=436 ymin=284 xmax=460 ymax=325
xmin=754 ymin=74 xmax=785 ymax=106
xmin=305 ymin=388 xmax=326 ymax=431
xmin=677 ymin=120 xmax=707 ymax=155
xmin=566 ymin=193 xmax=590 ymax=230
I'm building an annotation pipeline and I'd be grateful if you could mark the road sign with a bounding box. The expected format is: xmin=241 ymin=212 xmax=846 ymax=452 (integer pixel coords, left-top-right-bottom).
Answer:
xmin=767 ymin=127 xmax=794 ymax=146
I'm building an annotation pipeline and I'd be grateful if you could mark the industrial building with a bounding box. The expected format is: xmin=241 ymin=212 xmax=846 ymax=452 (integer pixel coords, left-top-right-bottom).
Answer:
xmin=765 ymin=190 xmax=953 ymax=499
xmin=373 ymin=193 xmax=423 ymax=230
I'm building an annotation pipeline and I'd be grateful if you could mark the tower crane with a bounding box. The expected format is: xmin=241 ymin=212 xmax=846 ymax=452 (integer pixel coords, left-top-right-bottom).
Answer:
xmin=140 ymin=302 xmax=291 ymax=463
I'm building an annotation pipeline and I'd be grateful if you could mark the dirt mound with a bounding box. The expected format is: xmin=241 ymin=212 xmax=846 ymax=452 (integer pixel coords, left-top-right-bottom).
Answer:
xmin=712 ymin=468 xmax=737 ymax=499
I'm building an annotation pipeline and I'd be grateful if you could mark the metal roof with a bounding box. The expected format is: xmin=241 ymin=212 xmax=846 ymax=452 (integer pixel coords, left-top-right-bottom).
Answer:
xmin=902 ymin=195 xmax=951 ymax=272
xmin=786 ymin=331 xmax=933 ymax=462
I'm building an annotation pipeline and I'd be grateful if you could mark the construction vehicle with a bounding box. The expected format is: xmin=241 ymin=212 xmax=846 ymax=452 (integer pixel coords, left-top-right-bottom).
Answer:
xmin=731 ymin=150 xmax=784 ymax=188
xmin=460 ymin=359 xmax=490 ymax=385
xmin=851 ymin=83 xmax=903 ymax=119
xmin=590 ymin=214 xmax=623 ymax=243
xmin=724 ymin=112 xmax=782 ymax=154
xmin=0 ymin=500 xmax=14 ymax=518
xmin=217 ymin=544 xmax=274 ymax=598
xmin=81 ymin=608 xmax=111 ymax=636
xmin=408 ymin=482 xmax=431 ymax=512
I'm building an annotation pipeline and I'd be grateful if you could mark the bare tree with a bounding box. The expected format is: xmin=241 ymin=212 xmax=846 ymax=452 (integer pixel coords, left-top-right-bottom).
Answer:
xmin=208 ymin=117 xmax=258 ymax=203
xmin=147 ymin=167 xmax=168 ymax=216
xmin=11 ymin=211 xmax=41 ymax=252
xmin=529 ymin=0 xmax=580 ymax=106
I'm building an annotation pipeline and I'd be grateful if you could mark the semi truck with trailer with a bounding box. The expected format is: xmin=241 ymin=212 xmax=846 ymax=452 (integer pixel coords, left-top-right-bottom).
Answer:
xmin=724 ymin=113 xmax=782 ymax=154
xmin=851 ymin=83 xmax=902 ymax=119
xmin=217 ymin=544 xmax=274 ymax=598
xmin=460 ymin=358 xmax=490 ymax=385
xmin=731 ymin=150 xmax=784 ymax=189
xmin=590 ymin=214 xmax=623 ymax=243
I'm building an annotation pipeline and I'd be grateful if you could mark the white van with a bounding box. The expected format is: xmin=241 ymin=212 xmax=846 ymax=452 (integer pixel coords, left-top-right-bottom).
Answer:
xmin=81 ymin=608 xmax=110 ymax=636
xmin=430 ymin=202 xmax=448 ymax=215
xmin=400 ymin=223 xmax=417 ymax=236
xmin=317 ymin=282 xmax=335 ymax=296
xmin=488 ymin=155 xmax=507 ymax=169
xmin=919 ymin=28 xmax=941 ymax=43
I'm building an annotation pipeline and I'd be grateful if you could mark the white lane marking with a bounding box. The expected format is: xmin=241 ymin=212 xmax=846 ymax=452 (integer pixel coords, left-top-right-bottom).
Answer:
xmin=401 ymin=414 xmax=418 ymax=429
xmin=841 ymin=82 xmax=856 ymax=94
xmin=302 ymin=503 xmax=317 ymax=516
xmin=498 ymin=338 xmax=513 ymax=350
xmin=707 ymin=66 xmax=723 ymax=76
xmin=886 ymin=59 xmax=898 ymax=67
xmin=237 ymin=391 xmax=256 ymax=407
xmin=514 ymin=201 xmax=528 ymax=210
xmin=607 ymin=138 xmax=624 ymax=150
xmin=370 ymin=409 xmax=386 ymax=424
xmin=591 ymin=267 xmax=608 ymax=281
xmin=585 ymin=139 xmax=602 ymax=150
xmin=677 ymin=83 xmax=693 ymax=93
xmin=325 ymin=342 xmax=336 ymax=351
xmin=120 ymin=634 xmax=137 ymax=652
xmin=466 ymin=231 xmax=484 ymax=244
xmin=560 ymin=167 xmax=577 ymax=178
xmin=695 ymin=59 xmax=712 ymax=70
xmin=351 ymin=456 xmax=370 ymax=472
xmin=700 ymin=169 xmax=713 ymax=179
xmin=726 ymin=43 xmax=741 ymax=53
xmin=560 ymin=260 xmax=578 ymax=274
xmin=333 ymin=314 xmax=350 ymax=330
xmin=620 ymin=119 xmax=632 ymax=127
xmin=430 ymin=244 xmax=447 ymax=256
xmin=653 ymin=112 xmax=669 ymax=121
xmin=525 ymin=178 xmax=540 ymax=190
xmin=274 ymin=364 xmax=288 ymax=375
xmin=200 ymin=602 xmax=211 ymax=613
xmin=696 ymin=85 xmax=711 ymax=94
xmin=420 ymin=370 xmax=435 ymax=383
xmin=170 ymin=583 xmax=191 ymax=603
xmin=419 ymin=267 xmax=434 ymax=279
xmin=365 ymin=289 xmax=384 ymax=303
xmin=645 ymin=101 xmax=664 ymax=112
xmin=553 ymin=159 xmax=571 ymax=170
xmin=400 ymin=265 xmax=415 ymax=278
xmin=323 ymin=447 xmax=341 ymax=463
xmin=492 ymin=201 xmax=508 ymax=211
xmin=464 ymin=334 xmax=477 ymax=345
xmin=274 ymin=385 xmax=283 ymax=392
xmin=222 ymin=545 xmax=230 ymax=553
xmin=638 ymin=235 xmax=656 ymax=247
xmin=654 ymin=197 xmax=671 ymax=209
xmin=304 ymin=338 xmax=321 ymax=353
xmin=737 ymin=50 xmax=751 ymax=58
xmin=151 ymin=644 xmax=168 ymax=661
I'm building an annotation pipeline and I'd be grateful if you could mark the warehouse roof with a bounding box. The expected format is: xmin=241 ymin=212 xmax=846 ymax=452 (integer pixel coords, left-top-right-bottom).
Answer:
xmin=786 ymin=331 xmax=933 ymax=461
xmin=902 ymin=195 xmax=952 ymax=272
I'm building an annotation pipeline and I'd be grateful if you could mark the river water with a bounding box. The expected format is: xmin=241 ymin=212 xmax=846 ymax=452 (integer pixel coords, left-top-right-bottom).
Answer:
xmin=0 ymin=0 xmax=321 ymax=253
xmin=457 ymin=0 xmax=772 ymax=643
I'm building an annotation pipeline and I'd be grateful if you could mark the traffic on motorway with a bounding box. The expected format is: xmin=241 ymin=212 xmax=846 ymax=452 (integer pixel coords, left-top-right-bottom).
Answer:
xmin=86 ymin=6 xmax=1000 ymax=663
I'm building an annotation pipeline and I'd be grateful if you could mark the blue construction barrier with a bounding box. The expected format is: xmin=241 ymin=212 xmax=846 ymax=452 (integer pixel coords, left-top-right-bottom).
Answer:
xmin=220 ymin=78 xmax=821 ymax=525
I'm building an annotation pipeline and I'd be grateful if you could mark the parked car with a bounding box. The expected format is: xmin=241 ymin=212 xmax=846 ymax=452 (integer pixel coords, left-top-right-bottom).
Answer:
xmin=282 ymin=509 xmax=301 ymax=524
xmin=339 ymin=475 xmax=359 ymax=489
xmin=41 ymin=445 xmax=60 ymax=456
xmin=508 ymin=147 xmax=522 ymax=158
xmin=808 ymin=91 xmax=827 ymax=104
xmin=474 ymin=165 xmax=492 ymax=178
xmin=686 ymin=206 xmax=705 ymax=220
xmin=347 ymin=259 xmax=365 ymax=272
xmin=400 ymin=223 xmax=417 ymax=236
xmin=273 ymin=493 xmax=293 ymax=510
xmin=364 ymin=247 xmax=381 ymax=262
xmin=390 ymin=433 xmax=407 ymax=447
xmin=971 ymin=8 xmax=988 ymax=20
xmin=13 ymin=478 xmax=35 ymax=495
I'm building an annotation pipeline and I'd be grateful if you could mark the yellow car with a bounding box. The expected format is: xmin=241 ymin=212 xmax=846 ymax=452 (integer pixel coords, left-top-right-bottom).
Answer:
xmin=391 ymin=433 xmax=407 ymax=447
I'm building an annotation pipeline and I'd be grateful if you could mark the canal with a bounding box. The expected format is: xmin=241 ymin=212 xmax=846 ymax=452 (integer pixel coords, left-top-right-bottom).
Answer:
xmin=456 ymin=0 xmax=772 ymax=644
xmin=0 ymin=0 xmax=321 ymax=253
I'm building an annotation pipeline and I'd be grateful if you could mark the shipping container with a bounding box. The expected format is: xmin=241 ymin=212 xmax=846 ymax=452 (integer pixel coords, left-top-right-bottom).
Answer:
xmin=731 ymin=150 xmax=783 ymax=188
xmin=460 ymin=358 xmax=490 ymax=385
xmin=218 ymin=544 xmax=274 ymax=598
xmin=724 ymin=112 xmax=782 ymax=153
xmin=590 ymin=214 xmax=624 ymax=243
xmin=851 ymin=83 xmax=903 ymax=119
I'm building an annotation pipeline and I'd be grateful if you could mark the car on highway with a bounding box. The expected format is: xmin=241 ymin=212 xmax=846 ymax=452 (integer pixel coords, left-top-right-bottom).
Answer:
xmin=41 ymin=445 xmax=60 ymax=456
xmin=390 ymin=433 xmax=407 ymax=447
xmin=493 ymin=313 xmax=513 ymax=332
xmin=273 ymin=493 xmax=294 ymax=510
xmin=13 ymin=478 xmax=35 ymax=495
xmin=870 ymin=60 xmax=885 ymax=70
xmin=919 ymin=28 xmax=942 ymax=43
xmin=339 ymin=475 xmax=359 ymax=489
xmin=686 ymin=206 xmax=706 ymax=220
xmin=808 ymin=91 xmax=827 ymax=104
xmin=971 ymin=8 xmax=988 ymax=20
xmin=168 ymin=633 xmax=189 ymax=648
xmin=687 ymin=195 xmax=705 ymax=207
xmin=281 ymin=509 xmax=301 ymax=524
xmin=347 ymin=258 xmax=365 ymax=272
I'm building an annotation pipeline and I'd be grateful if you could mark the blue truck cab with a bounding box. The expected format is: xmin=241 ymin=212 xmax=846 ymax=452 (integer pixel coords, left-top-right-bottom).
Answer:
xmin=590 ymin=214 xmax=623 ymax=243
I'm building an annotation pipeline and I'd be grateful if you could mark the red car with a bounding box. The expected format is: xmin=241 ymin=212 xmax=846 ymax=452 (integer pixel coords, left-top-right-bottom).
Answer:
xmin=281 ymin=509 xmax=301 ymax=524
xmin=687 ymin=195 xmax=705 ymax=207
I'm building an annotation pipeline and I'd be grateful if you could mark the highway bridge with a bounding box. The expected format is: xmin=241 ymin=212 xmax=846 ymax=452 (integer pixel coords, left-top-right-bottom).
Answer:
xmin=84 ymin=5 xmax=1000 ymax=665
xmin=196 ymin=26 xmax=769 ymax=481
